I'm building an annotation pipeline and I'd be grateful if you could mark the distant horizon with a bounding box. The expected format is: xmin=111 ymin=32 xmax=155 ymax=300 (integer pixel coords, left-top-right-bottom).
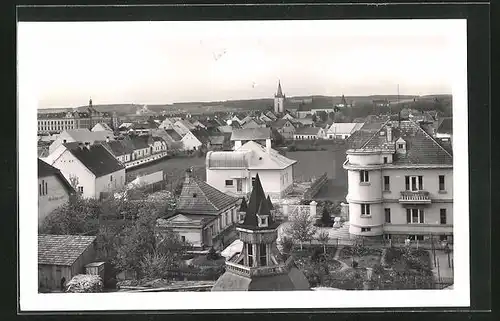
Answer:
xmin=19 ymin=20 xmax=457 ymax=110
xmin=36 ymin=91 xmax=451 ymax=110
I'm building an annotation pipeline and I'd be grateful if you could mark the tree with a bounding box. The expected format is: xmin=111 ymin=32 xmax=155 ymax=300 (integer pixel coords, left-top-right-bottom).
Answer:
xmin=317 ymin=111 xmax=328 ymax=122
xmin=317 ymin=230 xmax=330 ymax=254
xmin=285 ymin=209 xmax=317 ymax=250
xmin=311 ymin=114 xmax=317 ymax=123
xmin=328 ymin=112 xmax=335 ymax=121
xmin=321 ymin=206 xmax=330 ymax=227
xmin=279 ymin=236 xmax=294 ymax=258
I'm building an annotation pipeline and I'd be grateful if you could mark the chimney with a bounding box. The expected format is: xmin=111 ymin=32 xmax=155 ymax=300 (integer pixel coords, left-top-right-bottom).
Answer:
xmin=265 ymin=138 xmax=272 ymax=153
xmin=386 ymin=123 xmax=392 ymax=142
xmin=234 ymin=140 xmax=242 ymax=150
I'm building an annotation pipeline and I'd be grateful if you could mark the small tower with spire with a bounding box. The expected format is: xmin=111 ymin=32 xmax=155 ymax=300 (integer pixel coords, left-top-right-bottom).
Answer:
xmin=212 ymin=174 xmax=310 ymax=291
xmin=274 ymin=80 xmax=285 ymax=114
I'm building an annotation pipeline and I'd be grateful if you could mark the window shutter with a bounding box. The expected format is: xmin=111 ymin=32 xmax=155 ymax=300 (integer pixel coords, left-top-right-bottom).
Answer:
xmin=406 ymin=209 xmax=411 ymax=223
xmin=418 ymin=176 xmax=423 ymax=190
xmin=419 ymin=210 xmax=424 ymax=223
xmin=405 ymin=176 xmax=410 ymax=190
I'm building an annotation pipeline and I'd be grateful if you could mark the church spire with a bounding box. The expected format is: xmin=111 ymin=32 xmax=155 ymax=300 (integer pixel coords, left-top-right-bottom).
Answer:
xmin=240 ymin=174 xmax=277 ymax=230
xmin=275 ymin=80 xmax=284 ymax=98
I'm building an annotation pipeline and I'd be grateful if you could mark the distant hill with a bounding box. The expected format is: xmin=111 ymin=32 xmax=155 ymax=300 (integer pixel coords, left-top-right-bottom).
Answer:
xmin=38 ymin=94 xmax=451 ymax=116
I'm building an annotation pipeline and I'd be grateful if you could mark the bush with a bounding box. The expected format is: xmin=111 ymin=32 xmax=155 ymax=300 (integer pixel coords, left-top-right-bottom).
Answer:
xmin=65 ymin=275 xmax=103 ymax=293
xmin=206 ymin=247 xmax=220 ymax=261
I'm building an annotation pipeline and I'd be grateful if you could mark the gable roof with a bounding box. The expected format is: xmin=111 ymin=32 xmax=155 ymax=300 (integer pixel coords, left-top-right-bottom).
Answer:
xmin=176 ymin=171 xmax=239 ymax=215
xmin=64 ymin=129 xmax=114 ymax=143
xmin=191 ymin=128 xmax=211 ymax=144
xmin=295 ymin=127 xmax=322 ymax=135
xmin=38 ymin=158 xmax=75 ymax=193
xmin=165 ymin=129 xmax=183 ymax=141
xmin=64 ymin=143 xmax=125 ymax=177
xmin=209 ymin=135 xmax=226 ymax=145
xmin=327 ymin=122 xmax=364 ymax=134
xmin=230 ymin=128 xmax=272 ymax=141
xmin=38 ymin=234 xmax=96 ymax=266
xmin=237 ymin=141 xmax=296 ymax=169
xmin=437 ymin=117 xmax=452 ymax=135
xmin=92 ymin=123 xmax=113 ymax=132
xmin=100 ymin=140 xmax=134 ymax=157
xmin=270 ymin=119 xmax=293 ymax=129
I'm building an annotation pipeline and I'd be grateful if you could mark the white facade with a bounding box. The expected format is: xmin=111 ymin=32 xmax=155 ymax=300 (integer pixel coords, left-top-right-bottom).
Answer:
xmin=158 ymin=118 xmax=175 ymax=130
xmin=48 ymin=147 xmax=126 ymax=199
xmin=181 ymin=131 xmax=202 ymax=151
xmin=344 ymin=150 xmax=453 ymax=241
xmin=38 ymin=175 xmax=72 ymax=226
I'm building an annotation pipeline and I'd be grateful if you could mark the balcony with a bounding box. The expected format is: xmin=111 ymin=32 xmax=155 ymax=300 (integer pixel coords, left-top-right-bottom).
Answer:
xmin=399 ymin=191 xmax=431 ymax=204
xmin=225 ymin=256 xmax=295 ymax=278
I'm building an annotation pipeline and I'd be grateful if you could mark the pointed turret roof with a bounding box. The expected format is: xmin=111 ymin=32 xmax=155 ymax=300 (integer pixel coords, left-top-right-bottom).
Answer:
xmin=267 ymin=195 xmax=274 ymax=210
xmin=239 ymin=197 xmax=248 ymax=212
xmin=275 ymin=80 xmax=284 ymax=98
xmin=239 ymin=174 xmax=279 ymax=230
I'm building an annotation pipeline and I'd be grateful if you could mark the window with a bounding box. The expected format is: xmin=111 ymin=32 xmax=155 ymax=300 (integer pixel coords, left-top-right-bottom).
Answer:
xmin=225 ymin=179 xmax=233 ymax=187
xmin=398 ymin=143 xmax=404 ymax=149
xmin=440 ymin=209 xmax=447 ymax=224
xmin=416 ymin=235 xmax=424 ymax=241
xmin=439 ymin=175 xmax=445 ymax=191
xmin=361 ymin=227 xmax=371 ymax=232
xmin=361 ymin=204 xmax=371 ymax=216
xmin=383 ymin=157 xmax=388 ymax=164
xmin=259 ymin=244 xmax=267 ymax=266
xmin=439 ymin=235 xmax=448 ymax=241
xmin=39 ymin=183 xmax=42 ymax=196
xmin=247 ymin=243 xmax=254 ymax=266
xmin=384 ymin=234 xmax=391 ymax=240
xmin=406 ymin=176 xmax=423 ymax=191
xmin=252 ymin=177 xmax=256 ymax=186
xmin=236 ymin=178 xmax=242 ymax=192
xmin=383 ymin=176 xmax=390 ymax=191
xmin=359 ymin=170 xmax=369 ymax=183
xmin=110 ymin=175 xmax=113 ymax=181
xmin=406 ymin=208 xmax=424 ymax=223
xmin=384 ymin=208 xmax=391 ymax=223
xmin=78 ymin=186 xmax=84 ymax=193
xmin=181 ymin=236 xmax=186 ymax=242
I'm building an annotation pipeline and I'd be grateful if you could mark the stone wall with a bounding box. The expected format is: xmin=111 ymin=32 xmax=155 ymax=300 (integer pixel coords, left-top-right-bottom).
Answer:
xmin=303 ymin=172 xmax=328 ymax=200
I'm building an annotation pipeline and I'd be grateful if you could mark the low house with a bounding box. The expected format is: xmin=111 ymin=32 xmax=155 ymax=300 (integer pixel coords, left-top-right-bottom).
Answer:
xmin=38 ymin=234 xmax=97 ymax=291
xmin=118 ymin=122 xmax=133 ymax=132
xmin=293 ymin=127 xmax=327 ymax=140
xmin=206 ymin=140 xmax=297 ymax=198
xmin=270 ymin=119 xmax=296 ymax=140
xmin=191 ymin=128 xmax=211 ymax=149
xmin=326 ymin=122 xmax=364 ymax=139
xmin=49 ymin=129 xmax=114 ymax=155
xmin=174 ymin=119 xmax=196 ymax=136
xmin=292 ymin=117 xmax=315 ymax=127
xmin=180 ymin=130 xmax=203 ymax=151
xmin=259 ymin=113 xmax=274 ymax=123
xmin=45 ymin=142 xmax=126 ymax=199
xmin=265 ymin=110 xmax=278 ymax=121
xmin=38 ymin=159 xmax=75 ymax=226
xmin=151 ymin=136 xmax=168 ymax=154
xmin=91 ymin=123 xmax=113 ymax=133
xmin=127 ymin=136 xmax=152 ymax=160
xmin=230 ymin=127 xmax=272 ymax=150
xmin=241 ymin=117 xmax=266 ymax=129
xmin=156 ymin=170 xmax=239 ymax=250
xmin=165 ymin=128 xmax=184 ymax=145
xmin=130 ymin=122 xmax=157 ymax=135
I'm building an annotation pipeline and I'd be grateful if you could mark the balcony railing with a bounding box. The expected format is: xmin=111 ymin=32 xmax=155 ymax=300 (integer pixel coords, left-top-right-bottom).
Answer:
xmin=224 ymin=256 xmax=295 ymax=278
xmin=399 ymin=191 xmax=432 ymax=204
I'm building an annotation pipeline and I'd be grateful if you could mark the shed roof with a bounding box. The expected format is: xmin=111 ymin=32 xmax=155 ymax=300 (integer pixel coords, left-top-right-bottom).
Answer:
xmin=230 ymin=128 xmax=271 ymax=141
xmin=38 ymin=234 xmax=96 ymax=266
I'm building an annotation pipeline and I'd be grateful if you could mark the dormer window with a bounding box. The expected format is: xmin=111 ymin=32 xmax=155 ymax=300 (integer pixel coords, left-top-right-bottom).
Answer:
xmin=257 ymin=215 xmax=268 ymax=227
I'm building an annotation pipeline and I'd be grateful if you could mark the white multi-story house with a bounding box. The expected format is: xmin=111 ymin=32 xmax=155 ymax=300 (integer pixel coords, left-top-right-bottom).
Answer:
xmin=206 ymin=140 xmax=297 ymax=198
xmin=343 ymin=120 xmax=453 ymax=242
xmin=327 ymin=122 xmax=364 ymax=139
xmin=38 ymin=159 xmax=75 ymax=226
xmin=156 ymin=169 xmax=240 ymax=250
xmin=44 ymin=142 xmax=126 ymax=199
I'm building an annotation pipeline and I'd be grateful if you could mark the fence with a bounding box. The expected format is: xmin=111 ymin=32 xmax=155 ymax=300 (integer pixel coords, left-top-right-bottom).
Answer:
xmin=303 ymin=172 xmax=328 ymax=199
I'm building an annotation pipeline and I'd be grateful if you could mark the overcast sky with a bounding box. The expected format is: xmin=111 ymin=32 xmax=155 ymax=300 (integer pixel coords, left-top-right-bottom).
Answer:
xmin=18 ymin=20 xmax=460 ymax=109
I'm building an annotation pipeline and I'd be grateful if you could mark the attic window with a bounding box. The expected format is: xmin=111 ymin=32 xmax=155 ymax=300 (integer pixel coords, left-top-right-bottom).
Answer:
xmin=258 ymin=157 xmax=263 ymax=160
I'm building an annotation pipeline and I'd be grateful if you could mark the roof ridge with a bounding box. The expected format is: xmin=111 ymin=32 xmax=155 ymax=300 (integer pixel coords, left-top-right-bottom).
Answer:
xmin=410 ymin=120 xmax=453 ymax=157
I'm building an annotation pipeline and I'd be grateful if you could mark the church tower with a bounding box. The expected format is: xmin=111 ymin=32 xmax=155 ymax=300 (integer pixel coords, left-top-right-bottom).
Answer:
xmin=212 ymin=174 xmax=310 ymax=291
xmin=274 ymin=80 xmax=285 ymax=114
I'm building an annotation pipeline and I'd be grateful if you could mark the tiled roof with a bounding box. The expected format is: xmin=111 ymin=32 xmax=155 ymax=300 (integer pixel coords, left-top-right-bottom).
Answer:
xmin=270 ymin=119 xmax=293 ymax=129
xmin=100 ymin=140 xmax=134 ymax=157
xmin=64 ymin=129 xmax=114 ymax=143
xmin=237 ymin=141 xmax=297 ymax=170
xmin=38 ymin=159 xmax=75 ymax=193
xmin=346 ymin=121 xmax=387 ymax=149
xmin=191 ymin=128 xmax=211 ymax=144
xmin=295 ymin=127 xmax=321 ymax=135
xmin=265 ymin=111 xmax=278 ymax=120
xmin=437 ymin=117 xmax=452 ymax=135
xmin=130 ymin=136 xmax=151 ymax=150
xmin=176 ymin=171 xmax=239 ymax=215
xmin=209 ymin=135 xmax=226 ymax=145
xmin=358 ymin=120 xmax=453 ymax=165
xmin=64 ymin=143 xmax=125 ymax=177
xmin=38 ymin=234 xmax=96 ymax=266
xmin=327 ymin=123 xmax=364 ymax=134
xmin=230 ymin=128 xmax=271 ymax=141
xmin=165 ymin=129 xmax=183 ymax=141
